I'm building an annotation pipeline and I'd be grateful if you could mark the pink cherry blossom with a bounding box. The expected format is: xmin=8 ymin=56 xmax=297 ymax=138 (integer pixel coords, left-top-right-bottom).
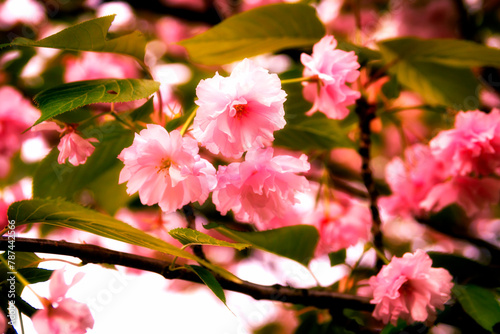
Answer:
xmin=64 ymin=52 xmax=140 ymax=83
xmin=32 ymin=270 xmax=94 ymax=334
xmin=379 ymin=144 xmax=445 ymax=218
xmin=0 ymin=309 xmax=6 ymax=334
xmin=313 ymin=194 xmax=372 ymax=254
xmin=0 ymin=199 xmax=7 ymax=230
xmin=301 ymin=35 xmax=361 ymax=119
xmin=32 ymin=122 xmax=98 ymax=166
xmin=118 ymin=125 xmax=217 ymax=213
xmin=429 ymin=109 xmax=500 ymax=177
xmin=192 ymin=58 xmax=287 ymax=158
xmin=57 ymin=131 xmax=98 ymax=166
xmin=0 ymin=0 xmax=46 ymax=29
xmin=420 ymin=176 xmax=500 ymax=216
xmin=368 ymin=249 xmax=453 ymax=325
xmin=0 ymin=86 xmax=40 ymax=177
xmin=212 ymin=147 xmax=310 ymax=224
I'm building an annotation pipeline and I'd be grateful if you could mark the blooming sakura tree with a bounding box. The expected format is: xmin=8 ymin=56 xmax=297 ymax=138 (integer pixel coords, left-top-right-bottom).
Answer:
xmin=1 ymin=1 xmax=500 ymax=333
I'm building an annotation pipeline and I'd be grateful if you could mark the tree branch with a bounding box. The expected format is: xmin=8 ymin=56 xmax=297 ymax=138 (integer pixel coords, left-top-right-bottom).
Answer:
xmin=0 ymin=237 xmax=374 ymax=312
xmin=355 ymin=97 xmax=385 ymax=264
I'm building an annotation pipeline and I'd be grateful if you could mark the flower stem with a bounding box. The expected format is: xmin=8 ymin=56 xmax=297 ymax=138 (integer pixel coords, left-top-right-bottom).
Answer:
xmin=179 ymin=107 xmax=198 ymax=136
xmin=281 ymin=76 xmax=318 ymax=85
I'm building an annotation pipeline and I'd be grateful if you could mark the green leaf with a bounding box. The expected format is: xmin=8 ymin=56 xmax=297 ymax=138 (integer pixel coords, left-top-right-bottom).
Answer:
xmin=378 ymin=37 xmax=500 ymax=68
xmin=336 ymin=40 xmax=381 ymax=65
xmin=328 ymin=249 xmax=346 ymax=267
xmin=187 ymin=265 xmax=227 ymax=306
xmin=377 ymin=38 xmax=485 ymax=109
xmin=384 ymin=60 xmax=479 ymax=109
xmin=453 ymin=284 xmax=500 ymax=331
xmin=274 ymin=114 xmax=355 ymax=151
xmin=169 ymin=228 xmax=250 ymax=251
xmin=7 ymin=199 xmax=241 ymax=283
xmin=18 ymin=268 xmax=54 ymax=285
xmin=179 ymin=3 xmax=325 ymax=65
xmin=0 ymin=15 xmax=147 ymax=61
xmin=129 ymin=98 xmax=154 ymax=122
xmin=32 ymin=79 xmax=160 ymax=127
xmin=207 ymin=224 xmax=319 ymax=266
xmin=33 ymin=124 xmax=134 ymax=214
xmin=86 ymin=163 xmax=132 ymax=215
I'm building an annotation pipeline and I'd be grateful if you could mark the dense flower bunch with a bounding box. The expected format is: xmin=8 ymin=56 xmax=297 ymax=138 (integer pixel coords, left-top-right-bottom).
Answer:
xmin=382 ymin=109 xmax=500 ymax=217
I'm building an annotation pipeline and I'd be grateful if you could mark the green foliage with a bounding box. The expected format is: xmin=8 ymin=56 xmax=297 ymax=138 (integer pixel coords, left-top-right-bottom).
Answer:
xmin=129 ymin=98 xmax=154 ymax=122
xmin=0 ymin=15 xmax=147 ymax=61
xmin=32 ymin=79 xmax=160 ymax=127
xmin=274 ymin=113 xmax=356 ymax=151
xmin=7 ymin=199 xmax=240 ymax=282
xmin=187 ymin=265 xmax=227 ymax=307
xmin=336 ymin=40 xmax=381 ymax=65
xmin=33 ymin=125 xmax=134 ymax=215
xmin=206 ymin=223 xmax=319 ymax=266
xmin=328 ymin=249 xmax=346 ymax=267
xmin=179 ymin=3 xmax=325 ymax=65
xmin=377 ymin=38 xmax=489 ymax=109
xmin=453 ymin=284 xmax=500 ymax=332
xmin=169 ymin=228 xmax=250 ymax=250
xmin=378 ymin=37 xmax=500 ymax=68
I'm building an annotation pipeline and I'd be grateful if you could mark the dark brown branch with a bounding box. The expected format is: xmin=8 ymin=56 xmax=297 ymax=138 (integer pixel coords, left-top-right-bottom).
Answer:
xmin=355 ymin=97 xmax=384 ymax=261
xmin=0 ymin=237 xmax=374 ymax=312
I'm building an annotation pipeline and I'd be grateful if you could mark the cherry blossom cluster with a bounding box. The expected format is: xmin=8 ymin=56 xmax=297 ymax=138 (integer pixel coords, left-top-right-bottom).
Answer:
xmin=381 ymin=109 xmax=500 ymax=218
xmin=118 ymin=58 xmax=311 ymax=226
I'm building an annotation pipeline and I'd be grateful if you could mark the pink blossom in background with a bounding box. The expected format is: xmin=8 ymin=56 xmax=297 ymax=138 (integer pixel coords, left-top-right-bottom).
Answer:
xmin=193 ymin=58 xmax=287 ymax=158
xmin=0 ymin=0 xmax=46 ymax=29
xmin=64 ymin=52 xmax=140 ymax=82
xmin=239 ymin=0 xmax=284 ymax=12
xmin=429 ymin=109 xmax=500 ymax=177
xmin=58 ymin=131 xmax=98 ymax=166
xmin=368 ymin=249 xmax=453 ymax=325
xmin=470 ymin=217 xmax=500 ymax=247
xmin=161 ymin=0 xmax=207 ymax=11
xmin=0 ymin=199 xmax=7 ymax=231
xmin=420 ymin=176 xmax=500 ymax=216
xmin=96 ymin=2 xmax=136 ymax=32
xmin=32 ymin=270 xmax=94 ymax=334
xmin=313 ymin=194 xmax=372 ymax=254
xmin=0 ymin=86 xmax=40 ymax=177
xmin=391 ymin=0 xmax=459 ymax=39
xmin=301 ymin=35 xmax=360 ymax=119
xmin=156 ymin=17 xmax=208 ymax=57
xmin=0 ymin=178 xmax=32 ymax=230
xmin=118 ymin=125 xmax=217 ymax=213
xmin=379 ymin=144 xmax=445 ymax=218
xmin=213 ymin=147 xmax=310 ymax=224
xmin=0 ymin=309 xmax=6 ymax=333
